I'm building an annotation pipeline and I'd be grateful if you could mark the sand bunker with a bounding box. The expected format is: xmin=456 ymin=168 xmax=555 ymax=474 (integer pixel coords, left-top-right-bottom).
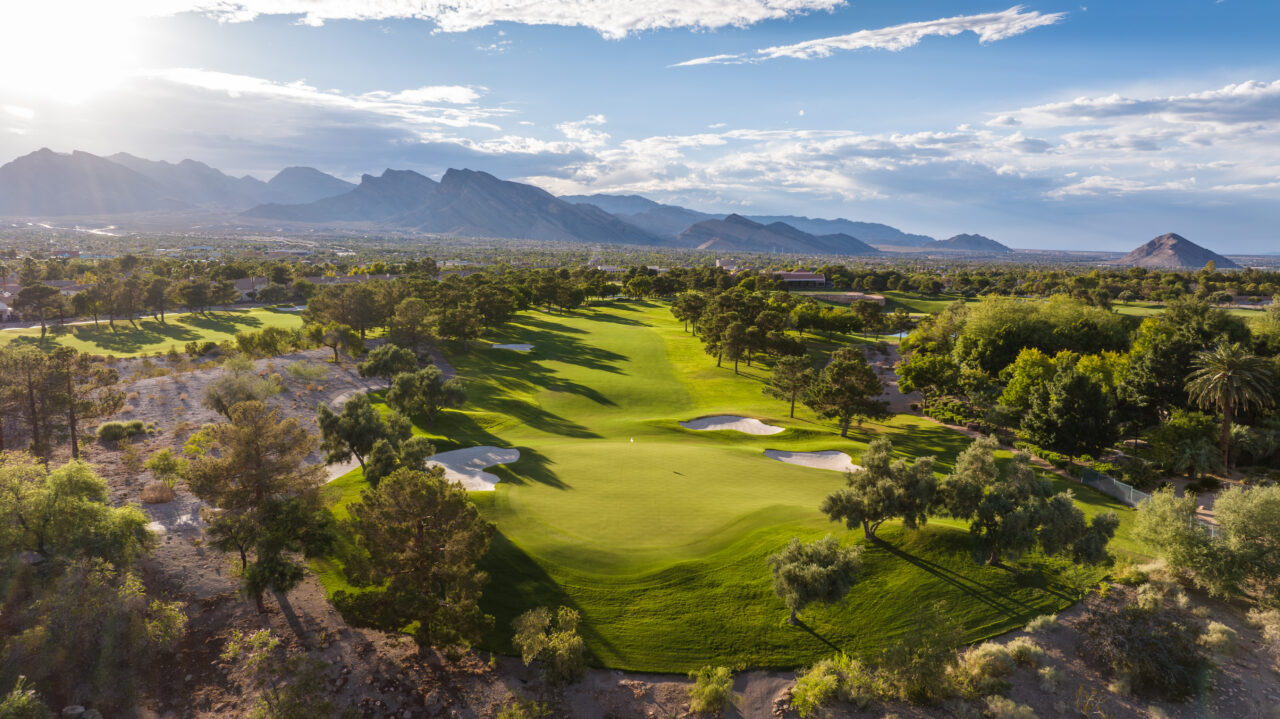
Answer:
xmin=425 ymin=446 xmax=521 ymax=491
xmin=764 ymin=449 xmax=860 ymax=473
xmin=493 ymin=343 xmax=534 ymax=352
xmin=679 ymin=415 xmax=784 ymax=435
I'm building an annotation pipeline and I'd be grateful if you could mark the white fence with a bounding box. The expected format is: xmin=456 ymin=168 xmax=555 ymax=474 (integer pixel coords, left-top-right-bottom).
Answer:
xmin=1080 ymin=468 xmax=1219 ymax=538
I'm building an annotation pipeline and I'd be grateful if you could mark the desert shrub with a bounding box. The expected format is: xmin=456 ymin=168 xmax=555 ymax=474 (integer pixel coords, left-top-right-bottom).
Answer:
xmin=949 ymin=643 xmax=1014 ymax=699
xmin=1024 ymin=614 xmax=1059 ymax=634
xmin=139 ymin=482 xmax=175 ymax=504
xmin=96 ymin=420 xmax=147 ymax=442
xmin=984 ymin=696 xmax=1038 ymax=719
xmin=511 ymin=607 xmax=586 ymax=687
xmin=235 ymin=326 xmax=305 ymax=358
xmin=1036 ymin=665 xmax=1062 ymax=693
xmin=1006 ymin=637 xmax=1045 ymax=666
xmin=184 ymin=340 xmax=217 ymax=358
xmin=220 ymin=629 xmax=332 ymax=719
xmin=687 ymin=666 xmax=736 ymax=715
xmin=285 ymin=361 xmax=328 ymax=381
xmin=0 ymin=677 xmax=52 ymax=719
xmin=144 ymin=448 xmax=185 ymax=489
xmin=1199 ymin=621 xmax=1238 ymax=654
xmin=1078 ymin=599 xmax=1211 ymax=701
xmin=789 ymin=654 xmax=874 ymax=717
xmin=874 ymin=609 xmax=965 ymax=703
xmin=1134 ymin=582 xmax=1166 ymax=611
xmin=493 ymin=696 xmax=550 ymax=719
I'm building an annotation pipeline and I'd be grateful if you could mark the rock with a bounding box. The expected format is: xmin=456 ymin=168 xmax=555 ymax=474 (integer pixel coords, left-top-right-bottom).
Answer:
xmin=60 ymin=708 xmax=85 ymax=719
xmin=81 ymin=711 xmax=102 ymax=719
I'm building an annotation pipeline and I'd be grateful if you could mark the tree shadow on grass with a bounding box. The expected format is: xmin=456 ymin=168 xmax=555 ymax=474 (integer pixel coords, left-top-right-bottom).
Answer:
xmin=791 ymin=618 xmax=842 ymax=653
xmin=873 ymin=535 xmax=1058 ymax=620
xmin=478 ymin=530 xmax=620 ymax=665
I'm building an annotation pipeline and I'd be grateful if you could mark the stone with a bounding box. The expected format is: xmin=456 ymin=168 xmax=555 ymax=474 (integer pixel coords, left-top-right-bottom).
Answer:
xmin=81 ymin=711 xmax=103 ymax=719
xmin=60 ymin=707 xmax=85 ymax=719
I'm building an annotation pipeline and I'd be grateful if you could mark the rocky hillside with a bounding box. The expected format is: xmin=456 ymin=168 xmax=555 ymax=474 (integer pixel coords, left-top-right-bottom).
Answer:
xmin=678 ymin=214 xmax=877 ymax=254
xmin=928 ymin=233 xmax=1012 ymax=253
xmin=1117 ymin=233 xmax=1241 ymax=269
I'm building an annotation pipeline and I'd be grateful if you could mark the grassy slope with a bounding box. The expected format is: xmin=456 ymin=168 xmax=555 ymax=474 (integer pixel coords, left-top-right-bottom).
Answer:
xmin=320 ymin=300 xmax=1142 ymax=672
xmin=0 ymin=308 xmax=303 ymax=357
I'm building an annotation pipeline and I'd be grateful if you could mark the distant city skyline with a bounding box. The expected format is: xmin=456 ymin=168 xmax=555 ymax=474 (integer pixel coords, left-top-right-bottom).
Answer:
xmin=1 ymin=1 xmax=1278 ymax=252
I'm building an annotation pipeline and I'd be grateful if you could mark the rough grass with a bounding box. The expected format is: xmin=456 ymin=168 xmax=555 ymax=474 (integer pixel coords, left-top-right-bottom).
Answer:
xmin=318 ymin=301 xmax=1141 ymax=672
xmin=0 ymin=307 xmax=303 ymax=357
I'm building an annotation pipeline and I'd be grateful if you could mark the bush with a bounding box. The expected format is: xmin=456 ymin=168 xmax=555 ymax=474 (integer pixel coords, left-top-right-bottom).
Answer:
xmin=1199 ymin=621 xmax=1238 ymax=654
xmin=1078 ymin=599 xmax=1211 ymax=701
xmin=97 ymin=420 xmax=147 ymax=442
xmin=984 ymin=696 xmax=1038 ymax=719
xmin=185 ymin=340 xmax=217 ymax=358
xmin=1024 ymin=614 xmax=1059 ymax=634
xmin=493 ymin=696 xmax=550 ymax=719
xmin=1036 ymin=665 xmax=1062 ymax=693
xmin=875 ymin=609 xmax=965 ymax=703
xmin=687 ymin=666 xmax=736 ymax=715
xmin=949 ymin=643 xmax=1014 ymax=699
xmin=1006 ymin=637 xmax=1045 ymax=666
xmin=0 ymin=677 xmax=52 ymax=719
xmin=789 ymin=654 xmax=874 ymax=717
xmin=285 ymin=361 xmax=329 ymax=381
xmin=511 ymin=606 xmax=586 ymax=687
xmin=139 ymin=482 xmax=176 ymax=504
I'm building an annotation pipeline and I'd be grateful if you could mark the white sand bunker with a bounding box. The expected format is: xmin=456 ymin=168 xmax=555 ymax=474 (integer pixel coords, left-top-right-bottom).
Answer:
xmin=680 ymin=415 xmax=785 ymax=435
xmin=493 ymin=343 xmax=534 ymax=352
xmin=425 ymin=446 xmax=521 ymax=491
xmin=764 ymin=449 xmax=861 ymax=473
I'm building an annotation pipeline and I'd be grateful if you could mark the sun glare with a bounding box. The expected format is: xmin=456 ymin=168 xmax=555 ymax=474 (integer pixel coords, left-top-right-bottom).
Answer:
xmin=0 ymin=4 xmax=142 ymax=103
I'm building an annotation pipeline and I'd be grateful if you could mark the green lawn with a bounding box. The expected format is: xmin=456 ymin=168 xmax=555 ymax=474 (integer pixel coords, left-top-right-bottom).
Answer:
xmin=319 ymin=300 xmax=1142 ymax=672
xmin=0 ymin=307 xmax=304 ymax=357
xmin=1113 ymin=301 xmax=1268 ymax=319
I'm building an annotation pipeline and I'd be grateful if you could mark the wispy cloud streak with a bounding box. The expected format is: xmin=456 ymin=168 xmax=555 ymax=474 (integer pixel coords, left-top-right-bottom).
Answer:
xmin=673 ymin=6 xmax=1065 ymax=66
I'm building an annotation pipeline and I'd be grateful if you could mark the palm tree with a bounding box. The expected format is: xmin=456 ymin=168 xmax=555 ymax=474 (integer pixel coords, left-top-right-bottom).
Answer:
xmin=1185 ymin=342 xmax=1275 ymax=469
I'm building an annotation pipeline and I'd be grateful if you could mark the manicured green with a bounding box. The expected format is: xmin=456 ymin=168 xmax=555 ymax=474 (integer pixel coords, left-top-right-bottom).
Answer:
xmin=320 ymin=300 xmax=1140 ymax=672
xmin=0 ymin=307 xmax=304 ymax=357
xmin=1114 ymin=301 xmax=1267 ymax=319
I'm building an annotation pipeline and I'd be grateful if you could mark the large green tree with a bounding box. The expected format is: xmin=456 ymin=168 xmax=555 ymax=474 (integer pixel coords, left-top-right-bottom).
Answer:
xmin=336 ymin=468 xmax=493 ymax=654
xmin=50 ymin=347 xmax=123 ymax=460
xmin=386 ymin=365 xmax=466 ymax=425
xmin=1184 ymin=342 xmax=1275 ymax=468
xmin=821 ymin=437 xmax=937 ymax=540
xmin=1021 ymin=368 xmax=1116 ymax=461
xmin=942 ymin=436 xmax=1118 ymax=566
xmin=184 ymin=401 xmax=332 ymax=612
xmin=803 ymin=349 xmax=888 ymax=437
xmin=357 ymin=343 xmax=419 ymax=382
xmin=317 ymin=392 xmax=410 ymax=472
xmin=763 ymin=355 xmax=815 ymax=418
xmin=768 ymin=535 xmax=862 ymax=625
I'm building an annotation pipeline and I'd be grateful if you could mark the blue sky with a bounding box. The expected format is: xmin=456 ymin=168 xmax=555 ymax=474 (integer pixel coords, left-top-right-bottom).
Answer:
xmin=1 ymin=1 xmax=1278 ymax=251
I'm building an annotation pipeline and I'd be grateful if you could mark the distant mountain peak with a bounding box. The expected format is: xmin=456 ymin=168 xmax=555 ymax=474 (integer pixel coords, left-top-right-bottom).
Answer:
xmin=1118 ymin=233 xmax=1240 ymax=269
xmin=928 ymin=233 xmax=1012 ymax=253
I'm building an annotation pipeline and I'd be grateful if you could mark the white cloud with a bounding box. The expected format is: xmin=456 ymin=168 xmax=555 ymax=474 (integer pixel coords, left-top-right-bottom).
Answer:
xmin=381 ymin=86 xmax=486 ymax=105
xmin=146 ymin=68 xmax=505 ymax=129
xmin=2 ymin=105 xmax=34 ymax=120
xmin=991 ymin=80 xmax=1280 ymax=127
xmin=674 ymin=6 xmax=1064 ymax=66
xmin=556 ymin=114 xmax=610 ymax=146
xmin=25 ymin=0 xmax=845 ymax=40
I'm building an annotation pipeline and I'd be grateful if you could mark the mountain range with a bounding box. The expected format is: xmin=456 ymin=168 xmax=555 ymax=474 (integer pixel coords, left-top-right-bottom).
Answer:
xmin=1116 ymin=233 xmax=1240 ymax=269
xmin=0 ymin=148 xmax=1102 ymax=259
xmin=0 ymin=148 xmax=354 ymax=217
xmin=677 ymin=214 xmax=878 ymax=255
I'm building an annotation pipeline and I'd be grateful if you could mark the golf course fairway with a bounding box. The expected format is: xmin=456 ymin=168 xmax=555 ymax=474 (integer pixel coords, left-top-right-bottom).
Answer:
xmin=320 ymin=300 xmax=1140 ymax=672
